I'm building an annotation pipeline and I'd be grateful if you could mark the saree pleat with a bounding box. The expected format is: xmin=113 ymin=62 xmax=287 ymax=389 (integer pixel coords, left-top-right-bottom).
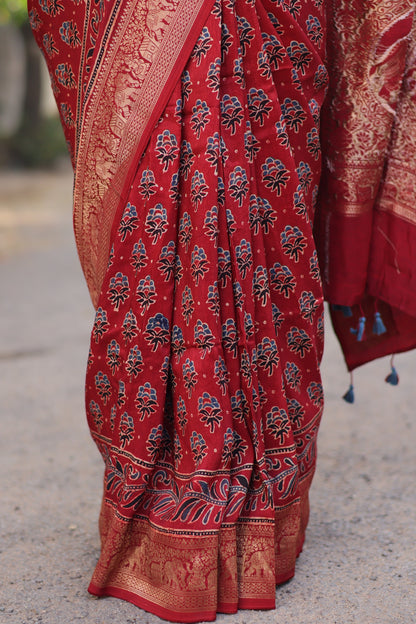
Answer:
xmin=83 ymin=1 xmax=326 ymax=620
xmin=29 ymin=0 xmax=327 ymax=621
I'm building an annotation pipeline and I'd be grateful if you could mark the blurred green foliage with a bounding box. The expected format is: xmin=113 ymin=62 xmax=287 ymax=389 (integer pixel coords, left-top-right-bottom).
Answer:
xmin=0 ymin=0 xmax=28 ymax=25
xmin=0 ymin=0 xmax=69 ymax=167
xmin=9 ymin=116 xmax=68 ymax=168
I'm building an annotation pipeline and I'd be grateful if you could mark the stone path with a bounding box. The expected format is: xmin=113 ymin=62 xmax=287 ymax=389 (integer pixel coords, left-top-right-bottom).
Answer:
xmin=1 ymin=169 xmax=415 ymax=624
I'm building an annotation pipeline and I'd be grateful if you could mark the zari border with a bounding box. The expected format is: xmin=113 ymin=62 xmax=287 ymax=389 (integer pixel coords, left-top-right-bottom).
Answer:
xmin=73 ymin=0 xmax=216 ymax=307
xmin=88 ymin=474 xmax=314 ymax=621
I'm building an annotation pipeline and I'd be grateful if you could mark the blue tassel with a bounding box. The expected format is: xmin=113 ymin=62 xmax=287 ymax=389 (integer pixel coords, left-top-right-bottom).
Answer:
xmin=343 ymin=384 xmax=355 ymax=404
xmin=385 ymin=366 xmax=399 ymax=386
xmin=373 ymin=311 xmax=387 ymax=336
xmin=350 ymin=316 xmax=366 ymax=342
xmin=333 ymin=305 xmax=353 ymax=317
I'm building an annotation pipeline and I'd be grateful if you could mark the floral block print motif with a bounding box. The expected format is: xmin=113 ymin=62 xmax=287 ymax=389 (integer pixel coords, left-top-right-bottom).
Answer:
xmin=81 ymin=0 xmax=327 ymax=621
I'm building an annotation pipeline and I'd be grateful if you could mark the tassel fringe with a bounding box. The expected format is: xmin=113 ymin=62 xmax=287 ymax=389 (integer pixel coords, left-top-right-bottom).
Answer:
xmin=350 ymin=316 xmax=366 ymax=342
xmin=373 ymin=311 xmax=387 ymax=336
xmin=385 ymin=366 xmax=399 ymax=386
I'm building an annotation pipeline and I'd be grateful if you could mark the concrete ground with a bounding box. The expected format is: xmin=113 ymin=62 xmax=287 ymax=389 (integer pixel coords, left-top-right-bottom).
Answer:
xmin=0 ymin=168 xmax=415 ymax=624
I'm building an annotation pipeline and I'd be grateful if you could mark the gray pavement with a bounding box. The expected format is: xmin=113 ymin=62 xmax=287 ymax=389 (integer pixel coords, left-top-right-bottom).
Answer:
xmin=1 ymin=168 xmax=415 ymax=624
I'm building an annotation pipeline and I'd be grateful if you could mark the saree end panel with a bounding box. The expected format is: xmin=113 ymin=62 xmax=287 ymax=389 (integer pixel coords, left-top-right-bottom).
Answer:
xmin=87 ymin=479 xmax=313 ymax=621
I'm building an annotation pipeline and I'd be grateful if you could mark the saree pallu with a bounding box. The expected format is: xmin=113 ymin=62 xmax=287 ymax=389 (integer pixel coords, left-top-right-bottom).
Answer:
xmin=314 ymin=1 xmax=416 ymax=371
xmin=29 ymin=1 xmax=327 ymax=621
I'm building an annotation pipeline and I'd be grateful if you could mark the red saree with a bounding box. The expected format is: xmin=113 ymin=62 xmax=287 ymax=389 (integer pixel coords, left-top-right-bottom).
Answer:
xmin=29 ymin=1 xmax=327 ymax=621
xmin=315 ymin=1 xmax=416 ymax=372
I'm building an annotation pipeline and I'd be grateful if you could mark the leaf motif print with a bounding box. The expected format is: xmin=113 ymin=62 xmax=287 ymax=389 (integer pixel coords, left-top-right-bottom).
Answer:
xmin=136 ymin=275 xmax=157 ymax=314
xmin=262 ymin=33 xmax=285 ymax=71
xmin=191 ymin=245 xmax=209 ymax=285
xmin=172 ymin=325 xmax=186 ymax=363
xmin=244 ymin=127 xmax=261 ymax=162
xmin=214 ymin=356 xmax=230 ymax=395
xmin=252 ymin=265 xmax=270 ymax=306
xmin=287 ymin=398 xmax=305 ymax=427
xmin=180 ymin=141 xmax=195 ymax=180
xmin=307 ymin=127 xmax=320 ymax=160
xmin=191 ymin=26 xmax=213 ymax=66
xmin=106 ymin=339 xmax=121 ymax=375
xmin=218 ymin=247 xmax=232 ymax=287
xmin=207 ymin=283 xmax=220 ymax=316
xmin=146 ymin=425 xmax=163 ymax=463
xmin=287 ymin=327 xmax=313 ymax=358
xmin=266 ymin=407 xmax=290 ymax=444
xmin=144 ymin=314 xmax=170 ymax=352
xmin=59 ymin=19 xmax=81 ymax=47
xmin=125 ymin=346 xmax=144 ymax=379
xmin=135 ymin=383 xmax=158 ymax=421
xmin=272 ymin=303 xmax=284 ymax=333
xmin=89 ymin=400 xmax=103 ymax=431
xmin=181 ymin=286 xmax=194 ymax=326
xmin=43 ymin=33 xmax=59 ymax=57
xmin=207 ymin=58 xmax=221 ymax=94
xmin=280 ymin=225 xmax=307 ymax=261
xmin=309 ymin=250 xmax=321 ymax=281
xmin=203 ymin=207 xmax=219 ymax=244
xmin=130 ymin=240 xmax=148 ymax=272
xmin=236 ymin=239 xmax=253 ymax=279
xmin=282 ymin=98 xmax=307 ymax=132
xmin=145 ymin=204 xmax=168 ymax=244
xmin=194 ymin=320 xmax=215 ymax=358
xmin=229 ymin=166 xmax=249 ymax=206
xmin=183 ymin=359 xmax=198 ymax=398
xmin=221 ymin=94 xmax=244 ymax=135
xmin=269 ymin=263 xmax=296 ymax=297
xmin=191 ymin=100 xmax=211 ymax=138
xmin=198 ymin=392 xmax=222 ymax=433
xmin=122 ymin=309 xmax=138 ymax=344
xmin=158 ymin=241 xmax=176 ymax=281
xmin=222 ymin=318 xmax=239 ymax=358
xmin=39 ymin=0 xmax=64 ymax=18
xmin=92 ymin=307 xmax=109 ymax=343
xmin=119 ymin=412 xmax=135 ymax=449
xmin=177 ymin=396 xmax=188 ymax=434
xmin=156 ymin=130 xmax=179 ymax=172
xmin=118 ymin=202 xmax=139 ymax=241
xmin=307 ymin=381 xmax=324 ymax=407
xmin=287 ymin=40 xmax=313 ymax=75
xmin=191 ymin=170 xmax=209 ymax=211
xmin=190 ymin=432 xmax=208 ymax=468
xmin=262 ymin=157 xmax=290 ymax=195
xmin=248 ymin=88 xmax=273 ymax=125
xmin=236 ymin=15 xmax=255 ymax=56
xmin=230 ymin=389 xmax=249 ymax=423
xmin=179 ymin=212 xmax=193 ymax=251
xmin=257 ymin=337 xmax=280 ymax=376
xmin=95 ymin=371 xmax=112 ymax=405
xmin=296 ymin=161 xmax=313 ymax=193
xmin=299 ymin=291 xmax=318 ymax=323
xmin=221 ymin=22 xmax=233 ymax=61
xmin=139 ymin=168 xmax=157 ymax=199
xmin=284 ymin=362 xmax=302 ymax=392
xmin=108 ymin=272 xmax=130 ymax=311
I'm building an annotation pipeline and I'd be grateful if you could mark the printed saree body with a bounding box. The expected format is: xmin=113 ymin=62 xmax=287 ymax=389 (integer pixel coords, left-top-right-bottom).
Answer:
xmin=315 ymin=0 xmax=416 ymax=371
xmin=29 ymin=1 xmax=327 ymax=621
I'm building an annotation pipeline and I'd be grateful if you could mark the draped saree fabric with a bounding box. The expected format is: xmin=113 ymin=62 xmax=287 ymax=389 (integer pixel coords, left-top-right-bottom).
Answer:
xmin=315 ymin=1 xmax=416 ymax=371
xmin=29 ymin=1 xmax=327 ymax=621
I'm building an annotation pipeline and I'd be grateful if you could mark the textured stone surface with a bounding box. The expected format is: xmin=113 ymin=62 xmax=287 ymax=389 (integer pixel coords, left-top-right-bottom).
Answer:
xmin=1 ymin=169 xmax=415 ymax=624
